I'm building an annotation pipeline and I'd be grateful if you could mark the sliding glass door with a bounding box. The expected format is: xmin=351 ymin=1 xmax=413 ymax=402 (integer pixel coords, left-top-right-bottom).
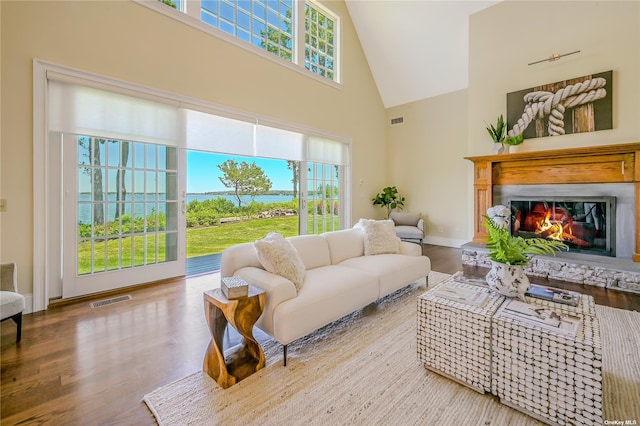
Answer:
xmin=62 ymin=135 xmax=185 ymax=298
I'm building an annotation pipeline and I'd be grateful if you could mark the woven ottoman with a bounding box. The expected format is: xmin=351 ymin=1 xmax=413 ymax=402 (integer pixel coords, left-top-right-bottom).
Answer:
xmin=417 ymin=278 xmax=505 ymax=393
xmin=491 ymin=294 xmax=601 ymax=425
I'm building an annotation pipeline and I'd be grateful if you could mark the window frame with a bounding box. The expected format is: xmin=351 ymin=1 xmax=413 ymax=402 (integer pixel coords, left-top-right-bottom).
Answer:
xmin=134 ymin=0 xmax=342 ymax=88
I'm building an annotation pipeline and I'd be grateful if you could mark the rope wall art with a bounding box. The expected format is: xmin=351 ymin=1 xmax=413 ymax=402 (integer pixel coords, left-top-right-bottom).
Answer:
xmin=506 ymin=70 xmax=613 ymax=140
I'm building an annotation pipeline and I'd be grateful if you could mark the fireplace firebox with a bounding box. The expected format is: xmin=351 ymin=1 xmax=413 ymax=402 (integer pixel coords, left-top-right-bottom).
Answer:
xmin=508 ymin=197 xmax=616 ymax=257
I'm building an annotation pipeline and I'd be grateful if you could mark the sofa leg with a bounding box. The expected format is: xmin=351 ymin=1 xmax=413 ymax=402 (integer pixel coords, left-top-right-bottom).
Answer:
xmin=283 ymin=345 xmax=288 ymax=366
xmin=12 ymin=312 xmax=22 ymax=343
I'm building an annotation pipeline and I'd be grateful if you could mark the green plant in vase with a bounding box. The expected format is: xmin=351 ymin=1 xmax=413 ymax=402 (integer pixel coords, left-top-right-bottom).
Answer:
xmin=484 ymin=205 xmax=568 ymax=299
xmin=372 ymin=186 xmax=405 ymax=218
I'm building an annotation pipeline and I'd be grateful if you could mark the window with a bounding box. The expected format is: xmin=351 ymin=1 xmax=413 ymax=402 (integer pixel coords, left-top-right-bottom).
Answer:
xmin=151 ymin=0 xmax=339 ymax=83
xmin=304 ymin=3 xmax=335 ymax=80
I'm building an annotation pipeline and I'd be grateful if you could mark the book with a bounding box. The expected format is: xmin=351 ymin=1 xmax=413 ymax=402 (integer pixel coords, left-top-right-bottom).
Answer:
xmin=452 ymin=271 xmax=488 ymax=287
xmin=433 ymin=282 xmax=490 ymax=307
xmin=525 ymin=284 xmax=580 ymax=307
xmin=497 ymin=299 xmax=582 ymax=337
xmin=221 ymin=276 xmax=249 ymax=299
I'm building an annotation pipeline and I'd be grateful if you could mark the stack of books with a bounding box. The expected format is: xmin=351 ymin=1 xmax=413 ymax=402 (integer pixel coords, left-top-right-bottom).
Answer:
xmin=433 ymin=282 xmax=490 ymax=307
xmin=525 ymin=284 xmax=580 ymax=307
xmin=497 ymin=299 xmax=582 ymax=337
xmin=221 ymin=276 xmax=249 ymax=299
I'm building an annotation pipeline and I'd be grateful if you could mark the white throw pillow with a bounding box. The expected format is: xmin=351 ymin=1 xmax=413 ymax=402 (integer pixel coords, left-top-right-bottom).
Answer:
xmin=254 ymin=232 xmax=305 ymax=291
xmin=357 ymin=219 xmax=400 ymax=255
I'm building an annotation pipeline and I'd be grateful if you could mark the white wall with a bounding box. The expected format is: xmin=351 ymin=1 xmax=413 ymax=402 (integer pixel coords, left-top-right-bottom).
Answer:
xmin=0 ymin=0 xmax=387 ymax=297
xmin=388 ymin=0 xmax=640 ymax=249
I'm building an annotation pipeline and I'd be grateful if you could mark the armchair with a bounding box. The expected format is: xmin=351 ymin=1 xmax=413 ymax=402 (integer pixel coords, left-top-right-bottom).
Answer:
xmin=390 ymin=211 xmax=425 ymax=245
xmin=1 ymin=262 xmax=25 ymax=342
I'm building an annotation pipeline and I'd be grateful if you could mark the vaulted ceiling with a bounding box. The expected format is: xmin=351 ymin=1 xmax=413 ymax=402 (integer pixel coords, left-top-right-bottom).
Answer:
xmin=345 ymin=0 xmax=500 ymax=108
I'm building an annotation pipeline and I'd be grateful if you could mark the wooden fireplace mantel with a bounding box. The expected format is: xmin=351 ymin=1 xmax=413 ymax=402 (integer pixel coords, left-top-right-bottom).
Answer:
xmin=465 ymin=142 xmax=640 ymax=262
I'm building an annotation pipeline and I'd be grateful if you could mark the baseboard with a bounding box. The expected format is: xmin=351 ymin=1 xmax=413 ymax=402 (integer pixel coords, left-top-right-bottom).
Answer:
xmin=423 ymin=236 xmax=467 ymax=248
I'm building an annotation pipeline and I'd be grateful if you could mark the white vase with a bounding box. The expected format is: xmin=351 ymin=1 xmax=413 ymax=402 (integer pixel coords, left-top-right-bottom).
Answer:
xmin=485 ymin=261 xmax=530 ymax=301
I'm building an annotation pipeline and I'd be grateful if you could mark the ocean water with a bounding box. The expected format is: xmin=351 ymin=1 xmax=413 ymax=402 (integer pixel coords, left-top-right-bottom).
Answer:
xmin=77 ymin=193 xmax=294 ymax=224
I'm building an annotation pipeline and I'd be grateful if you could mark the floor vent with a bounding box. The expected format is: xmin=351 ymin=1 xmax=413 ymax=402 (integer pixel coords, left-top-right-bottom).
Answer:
xmin=90 ymin=295 xmax=132 ymax=308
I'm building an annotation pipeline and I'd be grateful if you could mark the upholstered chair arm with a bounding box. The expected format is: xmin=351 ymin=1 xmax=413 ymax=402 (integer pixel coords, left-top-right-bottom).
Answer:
xmin=1 ymin=262 xmax=18 ymax=292
xmin=417 ymin=218 xmax=425 ymax=233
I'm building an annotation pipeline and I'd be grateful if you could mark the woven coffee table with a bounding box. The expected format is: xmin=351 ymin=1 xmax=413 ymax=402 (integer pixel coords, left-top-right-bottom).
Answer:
xmin=417 ymin=277 xmax=602 ymax=425
xmin=417 ymin=278 xmax=505 ymax=393
xmin=492 ymin=294 xmax=601 ymax=425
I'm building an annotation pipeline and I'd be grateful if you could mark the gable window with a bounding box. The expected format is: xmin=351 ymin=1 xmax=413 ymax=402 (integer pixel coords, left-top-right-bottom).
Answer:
xmin=148 ymin=0 xmax=340 ymax=84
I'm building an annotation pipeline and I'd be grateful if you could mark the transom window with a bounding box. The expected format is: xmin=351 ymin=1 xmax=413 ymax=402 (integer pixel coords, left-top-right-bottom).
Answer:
xmin=155 ymin=0 xmax=339 ymax=83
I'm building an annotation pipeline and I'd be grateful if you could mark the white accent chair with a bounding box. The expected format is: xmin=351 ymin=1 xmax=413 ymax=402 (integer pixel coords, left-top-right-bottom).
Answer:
xmin=1 ymin=262 xmax=25 ymax=342
xmin=390 ymin=211 xmax=425 ymax=245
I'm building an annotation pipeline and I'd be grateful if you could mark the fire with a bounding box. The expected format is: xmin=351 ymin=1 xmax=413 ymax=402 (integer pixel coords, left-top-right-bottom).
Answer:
xmin=534 ymin=210 xmax=565 ymax=241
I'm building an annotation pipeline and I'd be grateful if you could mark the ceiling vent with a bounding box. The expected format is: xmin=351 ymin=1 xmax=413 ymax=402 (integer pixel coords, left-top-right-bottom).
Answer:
xmin=390 ymin=117 xmax=404 ymax=125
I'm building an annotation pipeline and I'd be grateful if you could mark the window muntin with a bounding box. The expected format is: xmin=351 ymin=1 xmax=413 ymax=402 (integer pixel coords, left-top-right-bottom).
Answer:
xmin=156 ymin=0 xmax=338 ymax=82
xmin=200 ymin=0 xmax=294 ymax=62
xmin=304 ymin=3 xmax=335 ymax=80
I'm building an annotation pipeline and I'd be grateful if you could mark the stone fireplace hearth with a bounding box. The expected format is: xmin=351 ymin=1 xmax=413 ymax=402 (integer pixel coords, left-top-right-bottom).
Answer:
xmin=464 ymin=143 xmax=640 ymax=294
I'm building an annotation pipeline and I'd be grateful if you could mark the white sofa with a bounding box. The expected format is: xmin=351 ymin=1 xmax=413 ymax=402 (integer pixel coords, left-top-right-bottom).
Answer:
xmin=220 ymin=226 xmax=431 ymax=365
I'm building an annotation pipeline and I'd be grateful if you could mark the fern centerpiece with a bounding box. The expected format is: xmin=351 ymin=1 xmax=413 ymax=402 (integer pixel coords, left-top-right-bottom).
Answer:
xmin=484 ymin=205 xmax=568 ymax=299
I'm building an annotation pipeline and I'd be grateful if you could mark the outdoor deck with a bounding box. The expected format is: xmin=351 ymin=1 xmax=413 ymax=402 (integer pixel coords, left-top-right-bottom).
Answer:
xmin=186 ymin=253 xmax=221 ymax=277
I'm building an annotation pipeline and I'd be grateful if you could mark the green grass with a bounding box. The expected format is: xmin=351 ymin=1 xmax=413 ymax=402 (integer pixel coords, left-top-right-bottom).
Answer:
xmin=77 ymin=215 xmax=340 ymax=274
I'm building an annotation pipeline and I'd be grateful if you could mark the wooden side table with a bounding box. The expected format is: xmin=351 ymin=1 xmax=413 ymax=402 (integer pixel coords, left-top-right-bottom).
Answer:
xmin=203 ymin=285 xmax=266 ymax=389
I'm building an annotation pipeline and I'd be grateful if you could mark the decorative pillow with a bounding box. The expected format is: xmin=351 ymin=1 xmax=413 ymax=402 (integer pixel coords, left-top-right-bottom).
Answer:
xmin=357 ymin=219 xmax=400 ymax=255
xmin=254 ymin=232 xmax=305 ymax=290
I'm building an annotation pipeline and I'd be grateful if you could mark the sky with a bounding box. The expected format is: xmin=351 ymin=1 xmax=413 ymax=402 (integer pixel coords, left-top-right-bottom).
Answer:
xmin=187 ymin=151 xmax=294 ymax=193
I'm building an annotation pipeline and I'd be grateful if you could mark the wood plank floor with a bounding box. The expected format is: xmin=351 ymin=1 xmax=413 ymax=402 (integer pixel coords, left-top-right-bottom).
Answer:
xmin=1 ymin=245 xmax=639 ymax=425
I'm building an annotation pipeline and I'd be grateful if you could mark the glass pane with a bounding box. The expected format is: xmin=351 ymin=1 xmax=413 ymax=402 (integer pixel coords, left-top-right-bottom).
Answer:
xmin=201 ymin=11 xmax=218 ymax=27
xmin=90 ymin=139 xmax=106 ymax=166
xmin=165 ymin=231 xmax=178 ymax=261
xmin=133 ymin=235 xmax=145 ymax=266
xmin=133 ymin=143 xmax=145 ymax=168
xmin=78 ymin=137 xmax=91 ymax=165
xmin=202 ymin=0 xmax=217 ymax=14
xmin=107 ymin=238 xmax=120 ymax=271
xmin=146 ymin=203 xmax=157 ymax=231
xmin=158 ymin=233 xmax=167 ymax=263
xmin=238 ymin=10 xmax=250 ymax=29
xmin=93 ymin=240 xmax=106 ymax=273
xmin=165 ymin=202 xmax=178 ymax=232
xmin=254 ymin=2 xmax=265 ymax=19
xmin=134 ymin=202 xmax=145 ymax=233
xmin=121 ymin=237 xmax=133 ymax=268
xmin=146 ymin=144 xmax=156 ymax=169
xmin=220 ymin=20 xmax=235 ymax=35
xmin=157 ymin=145 xmax=166 ymax=170
xmin=238 ymin=0 xmax=250 ymax=13
xmin=78 ymin=241 xmax=91 ymax=275
xmin=238 ymin=28 xmax=250 ymax=43
xmin=107 ymin=140 xmax=120 ymax=167
xmin=134 ymin=170 xmax=145 ymax=195
xmin=146 ymin=234 xmax=157 ymax=264
xmin=146 ymin=171 xmax=157 ymax=200
xmin=220 ymin=1 xmax=235 ymax=23
xmin=166 ymin=172 xmax=177 ymax=200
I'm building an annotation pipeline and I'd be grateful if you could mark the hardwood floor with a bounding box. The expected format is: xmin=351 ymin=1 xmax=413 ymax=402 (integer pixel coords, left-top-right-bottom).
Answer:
xmin=2 ymin=245 xmax=639 ymax=425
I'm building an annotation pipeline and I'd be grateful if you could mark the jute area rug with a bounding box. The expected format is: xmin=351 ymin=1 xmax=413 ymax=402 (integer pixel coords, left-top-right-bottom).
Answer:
xmin=143 ymin=271 xmax=640 ymax=425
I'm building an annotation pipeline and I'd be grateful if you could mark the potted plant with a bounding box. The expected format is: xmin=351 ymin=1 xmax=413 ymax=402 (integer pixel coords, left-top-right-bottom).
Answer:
xmin=484 ymin=205 xmax=568 ymax=300
xmin=372 ymin=186 xmax=405 ymax=218
xmin=486 ymin=115 xmax=524 ymax=154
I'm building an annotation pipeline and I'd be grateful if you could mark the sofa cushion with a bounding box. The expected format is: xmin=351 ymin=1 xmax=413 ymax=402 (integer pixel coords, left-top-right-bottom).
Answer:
xmin=288 ymin=235 xmax=332 ymax=270
xmin=390 ymin=211 xmax=422 ymax=226
xmin=357 ymin=219 xmax=400 ymax=255
xmin=322 ymin=228 xmax=365 ymax=264
xmin=254 ymin=233 xmax=305 ymax=290
xmin=339 ymin=254 xmax=431 ymax=298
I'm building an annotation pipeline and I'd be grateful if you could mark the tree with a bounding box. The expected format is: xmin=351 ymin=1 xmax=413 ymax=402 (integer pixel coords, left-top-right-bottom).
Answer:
xmin=286 ymin=160 xmax=299 ymax=199
xmin=114 ymin=141 xmax=130 ymax=220
xmin=217 ymin=160 xmax=272 ymax=208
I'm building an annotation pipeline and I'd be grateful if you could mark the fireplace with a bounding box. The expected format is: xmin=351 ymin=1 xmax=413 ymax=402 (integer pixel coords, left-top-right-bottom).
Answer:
xmin=507 ymin=197 xmax=616 ymax=257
